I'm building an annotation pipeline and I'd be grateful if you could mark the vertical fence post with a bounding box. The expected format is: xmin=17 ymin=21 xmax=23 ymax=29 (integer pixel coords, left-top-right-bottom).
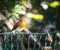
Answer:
xmin=28 ymin=34 xmax=30 ymax=50
xmin=33 ymin=42 xmax=35 ymax=50
xmin=16 ymin=32 xmax=19 ymax=50
xmin=11 ymin=32 xmax=13 ymax=50
xmin=0 ymin=37 xmax=3 ymax=50
xmin=4 ymin=32 xmax=7 ymax=50
xmin=53 ymin=40 xmax=57 ymax=50
xmin=38 ymin=35 xmax=42 ymax=50
xmin=21 ymin=33 xmax=25 ymax=50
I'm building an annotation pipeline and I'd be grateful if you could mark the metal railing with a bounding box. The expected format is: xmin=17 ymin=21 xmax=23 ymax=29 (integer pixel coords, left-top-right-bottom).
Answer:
xmin=0 ymin=32 xmax=60 ymax=50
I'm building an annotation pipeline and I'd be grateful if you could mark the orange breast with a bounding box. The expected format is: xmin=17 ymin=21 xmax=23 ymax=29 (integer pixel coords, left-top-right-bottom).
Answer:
xmin=19 ymin=20 xmax=25 ymax=28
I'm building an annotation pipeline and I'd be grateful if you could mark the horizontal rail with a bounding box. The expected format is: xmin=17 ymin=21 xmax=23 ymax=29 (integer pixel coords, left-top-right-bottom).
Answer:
xmin=0 ymin=31 xmax=59 ymax=34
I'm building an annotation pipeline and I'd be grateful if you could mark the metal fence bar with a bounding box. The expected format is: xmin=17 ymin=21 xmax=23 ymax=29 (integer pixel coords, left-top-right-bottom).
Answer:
xmin=33 ymin=41 xmax=36 ymax=50
xmin=0 ymin=32 xmax=58 ymax=34
xmin=16 ymin=34 xmax=19 ymax=50
xmin=27 ymin=34 xmax=30 ymax=50
xmin=4 ymin=33 xmax=7 ymax=50
xmin=38 ymin=35 xmax=42 ymax=50
xmin=0 ymin=32 xmax=60 ymax=50
xmin=11 ymin=33 xmax=13 ymax=50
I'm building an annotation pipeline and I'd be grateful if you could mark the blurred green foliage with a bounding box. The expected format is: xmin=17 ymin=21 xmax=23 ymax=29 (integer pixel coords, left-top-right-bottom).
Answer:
xmin=0 ymin=0 xmax=21 ymax=12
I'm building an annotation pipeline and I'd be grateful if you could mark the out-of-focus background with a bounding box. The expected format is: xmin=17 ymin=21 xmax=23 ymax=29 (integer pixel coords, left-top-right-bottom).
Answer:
xmin=0 ymin=0 xmax=60 ymax=50
xmin=0 ymin=0 xmax=60 ymax=32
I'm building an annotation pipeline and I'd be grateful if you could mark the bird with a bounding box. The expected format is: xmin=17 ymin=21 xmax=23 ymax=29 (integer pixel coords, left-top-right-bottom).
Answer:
xmin=19 ymin=19 xmax=25 ymax=28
